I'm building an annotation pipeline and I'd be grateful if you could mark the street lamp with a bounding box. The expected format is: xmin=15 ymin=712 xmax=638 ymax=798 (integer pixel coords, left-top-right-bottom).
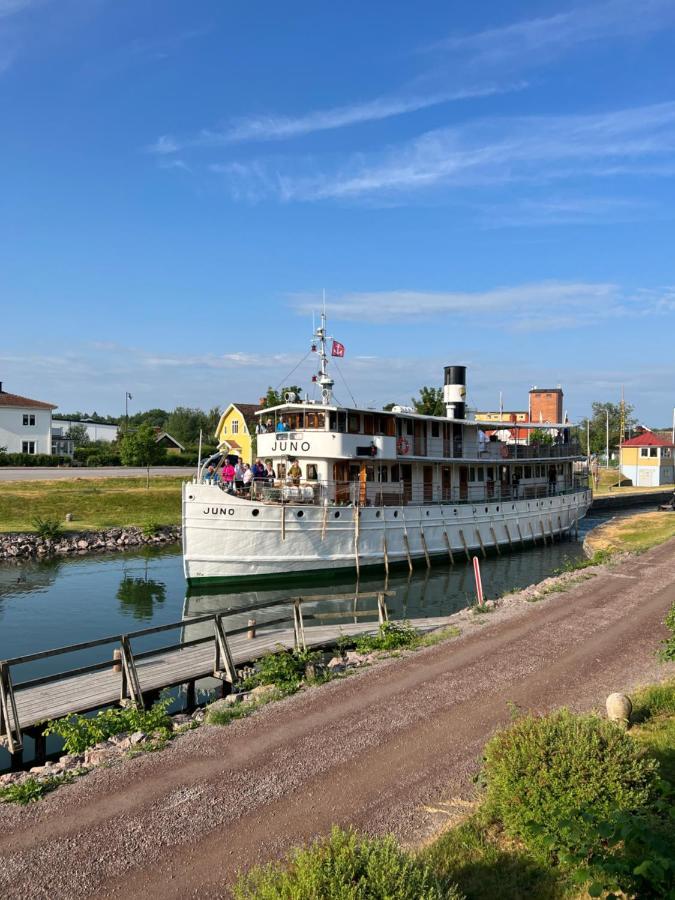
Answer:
xmin=606 ymin=409 xmax=609 ymax=469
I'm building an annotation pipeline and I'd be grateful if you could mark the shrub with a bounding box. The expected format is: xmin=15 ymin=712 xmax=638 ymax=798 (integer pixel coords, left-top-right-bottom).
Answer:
xmin=659 ymin=601 xmax=675 ymax=661
xmin=233 ymin=826 xmax=455 ymax=899
xmin=142 ymin=521 xmax=162 ymax=536
xmin=482 ymin=708 xmax=660 ymax=863
xmin=242 ymin=648 xmax=321 ymax=696
xmin=0 ymin=453 xmax=68 ymax=467
xmin=42 ymin=698 xmax=171 ymax=753
xmin=31 ymin=516 xmax=63 ymax=540
xmin=355 ymin=621 xmax=420 ymax=653
xmin=0 ymin=773 xmax=73 ymax=805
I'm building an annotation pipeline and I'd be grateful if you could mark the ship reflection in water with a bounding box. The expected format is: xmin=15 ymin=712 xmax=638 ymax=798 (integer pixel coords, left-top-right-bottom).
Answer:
xmin=182 ymin=535 xmax=586 ymax=643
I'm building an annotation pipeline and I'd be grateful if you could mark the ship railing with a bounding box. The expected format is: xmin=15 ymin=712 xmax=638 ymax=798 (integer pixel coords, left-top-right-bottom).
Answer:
xmin=498 ymin=441 xmax=583 ymax=460
xmin=246 ymin=478 xmax=588 ymax=507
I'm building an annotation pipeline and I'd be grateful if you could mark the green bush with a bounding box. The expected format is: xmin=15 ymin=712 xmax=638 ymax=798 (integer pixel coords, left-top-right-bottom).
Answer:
xmin=233 ymin=826 xmax=456 ymax=899
xmin=242 ymin=648 xmax=321 ymax=696
xmin=355 ymin=621 xmax=420 ymax=653
xmin=0 ymin=453 xmax=68 ymax=467
xmin=482 ymin=709 xmax=660 ymax=863
xmin=42 ymin=699 xmax=171 ymax=753
xmin=659 ymin=601 xmax=675 ymax=661
xmin=31 ymin=516 xmax=63 ymax=540
xmin=0 ymin=773 xmax=74 ymax=805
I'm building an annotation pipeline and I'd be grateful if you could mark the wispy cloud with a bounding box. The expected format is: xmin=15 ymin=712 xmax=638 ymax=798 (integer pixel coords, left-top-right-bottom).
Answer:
xmin=149 ymin=83 xmax=522 ymax=154
xmin=217 ymin=101 xmax=675 ymax=203
xmin=434 ymin=0 xmax=675 ymax=69
xmin=292 ymin=281 xmax=675 ymax=331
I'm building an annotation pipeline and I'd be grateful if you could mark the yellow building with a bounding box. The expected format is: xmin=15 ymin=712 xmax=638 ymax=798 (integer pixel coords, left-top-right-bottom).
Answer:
xmin=215 ymin=403 xmax=259 ymax=464
xmin=619 ymin=432 xmax=675 ymax=487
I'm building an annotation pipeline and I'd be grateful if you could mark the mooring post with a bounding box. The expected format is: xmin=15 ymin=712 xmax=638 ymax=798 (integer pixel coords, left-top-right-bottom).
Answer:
xmin=247 ymin=618 xmax=256 ymax=639
xmin=30 ymin=728 xmax=46 ymax=765
xmin=185 ymin=679 xmax=196 ymax=711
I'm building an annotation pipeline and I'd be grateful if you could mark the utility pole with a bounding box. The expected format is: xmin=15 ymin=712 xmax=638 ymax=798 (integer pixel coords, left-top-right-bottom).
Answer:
xmin=606 ymin=408 xmax=609 ymax=468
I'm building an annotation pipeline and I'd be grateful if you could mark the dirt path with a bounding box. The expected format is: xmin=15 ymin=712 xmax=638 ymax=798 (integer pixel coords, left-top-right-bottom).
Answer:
xmin=1 ymin=540 xmax=674 ymax=900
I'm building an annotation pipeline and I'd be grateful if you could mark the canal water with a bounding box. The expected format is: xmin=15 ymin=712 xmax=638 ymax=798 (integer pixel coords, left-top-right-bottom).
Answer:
xmin=0 ymin=506 xmax=636 ymax=768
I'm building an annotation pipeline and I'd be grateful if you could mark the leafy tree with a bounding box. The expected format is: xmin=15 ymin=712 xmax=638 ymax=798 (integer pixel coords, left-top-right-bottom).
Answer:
xmin=382 ymin=402 xmax=398 ymax=411
xmin=412 ymin=386 xmax=445 ymax=416
xmin=263 ymin=385 xmax=303 ymax=407
xmin=579 ymin=401 xmax=637 ymax=457
xmin=117 ymin=576 xmax=166 ymax=621
xmin=65 ymin=423 xmax=90 ymax=448
xmin=119 ymin=424 xmax=164 ymax=487
xmin=529 ymin=428 xmax=553 ymax=445
xmin=205 ymin=406 xmax=221 ymax=437
xmin=164 ymin=407 xmax=208 ymax=445
xmin=129 ymin=408 xmax=170 ymax=429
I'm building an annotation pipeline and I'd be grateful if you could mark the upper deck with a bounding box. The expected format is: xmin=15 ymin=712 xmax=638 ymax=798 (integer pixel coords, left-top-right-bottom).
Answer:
xmin=254 ymin=403 xmax=583 ymax=463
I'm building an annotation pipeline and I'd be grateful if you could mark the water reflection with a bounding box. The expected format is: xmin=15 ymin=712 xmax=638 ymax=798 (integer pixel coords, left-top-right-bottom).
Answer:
xmin=117 ymin=576 xmax=167 ymax=621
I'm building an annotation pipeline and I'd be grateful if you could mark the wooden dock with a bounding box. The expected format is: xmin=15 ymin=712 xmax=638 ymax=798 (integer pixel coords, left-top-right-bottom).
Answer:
xmin=0 ymin=591 xmax=455 ymax=762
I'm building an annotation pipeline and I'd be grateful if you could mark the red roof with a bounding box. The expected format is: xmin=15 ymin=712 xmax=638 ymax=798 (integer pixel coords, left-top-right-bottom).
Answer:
xmin=0 ymin=389 xmax=56 ymax=410
xmin=621 ymin=432 xmax=674 ymax=448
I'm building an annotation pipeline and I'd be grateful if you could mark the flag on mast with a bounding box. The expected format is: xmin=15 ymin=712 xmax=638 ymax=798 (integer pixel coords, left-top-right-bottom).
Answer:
xmin=331 ymin=340 xmax=345 ymax=358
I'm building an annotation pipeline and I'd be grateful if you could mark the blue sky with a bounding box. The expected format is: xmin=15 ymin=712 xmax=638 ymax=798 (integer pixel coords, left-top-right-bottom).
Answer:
xmin=2 ymin=0 xmax=675 ymax=424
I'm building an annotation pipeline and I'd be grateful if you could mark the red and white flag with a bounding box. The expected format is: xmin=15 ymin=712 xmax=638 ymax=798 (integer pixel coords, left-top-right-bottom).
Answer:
xmin=331 ymin=340 xmax=345 ymax=358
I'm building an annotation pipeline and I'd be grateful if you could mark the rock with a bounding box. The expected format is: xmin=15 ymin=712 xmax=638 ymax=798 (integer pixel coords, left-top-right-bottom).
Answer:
xmin=327 ymin=657 xmax=346 ymax=672
xmin=29 ymin=765 xmax=48 ymax=775
xmin=205 ymin=695 xmax=243 ymax=718
xmin=606 ymin=693 xmax=632 ymax=726
xmin=171 ymin=713 xmax=192 ymax=727
xmin=345 ymin=650 xmax=372 ymax=667
xmin=129 ymin=731 xmax=147 ymax=746
xmin=83 ymin=747 xmax=118 ymax=766
xmin=59 ymin=754 xmax=85 ymax=770
xmin=65 ymin=513 xmax=73 ymax=522
xmin=0 ymin=771 xmax=25 ymax=786
xmin=191 ymin=709 xmax=205 ymax=723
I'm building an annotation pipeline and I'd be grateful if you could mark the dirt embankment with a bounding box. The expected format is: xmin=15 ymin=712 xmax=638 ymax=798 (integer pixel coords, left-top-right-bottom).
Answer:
xmin=1 ymin=539 xmax=674 ymax=900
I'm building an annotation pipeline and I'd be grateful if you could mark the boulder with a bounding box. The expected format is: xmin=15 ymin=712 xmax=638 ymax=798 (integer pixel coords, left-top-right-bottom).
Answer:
xmin=606 ymin=693 xmax=632 ymax=726
xmin=249 ymin=683 xmax=278 ymax=701
xmin=129 ymin=731 xmax=147 ymax=746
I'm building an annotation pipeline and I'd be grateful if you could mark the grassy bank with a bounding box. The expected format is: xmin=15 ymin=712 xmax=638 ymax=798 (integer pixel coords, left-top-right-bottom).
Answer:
xmin=233 ymin=680 xmax=675 ymax=899
xmin=0 ymin=476 xmax=188 ymax=532
xmin=586 ymin=510 xmax=675 ymax=555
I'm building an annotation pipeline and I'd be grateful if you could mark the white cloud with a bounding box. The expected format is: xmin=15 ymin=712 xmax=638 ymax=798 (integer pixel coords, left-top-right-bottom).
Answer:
xmin=218 ymin=101 xmax=675 ymax=203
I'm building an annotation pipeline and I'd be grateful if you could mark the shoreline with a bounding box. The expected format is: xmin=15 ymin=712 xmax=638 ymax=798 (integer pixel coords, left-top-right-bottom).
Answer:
xmin=0 ymin=526 xmax=182 ymax=561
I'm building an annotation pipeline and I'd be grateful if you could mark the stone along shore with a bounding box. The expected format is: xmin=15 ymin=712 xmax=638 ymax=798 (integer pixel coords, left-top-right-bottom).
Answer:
xmin=0 ymin=526 xmax=182 ymax=561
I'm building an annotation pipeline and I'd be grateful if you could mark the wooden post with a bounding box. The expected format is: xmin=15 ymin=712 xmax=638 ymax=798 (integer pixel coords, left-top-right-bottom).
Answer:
xmin=112 ymin=648 xmax=122 ymax=673
xmin=377 ymin=592 xmax=389 ymax=624
xmin=383 ymin=535 xmax=389 ymax=577
xmin=439 ymin=509 xmax=454 ymax=564
xmin=119 ymin=636 xmax=144 ymax=708
xmin=490 ymin=526 xmax=501 ymax=555
xmin=540 ymin=519 xmax=547 ymax=545
xmin=29 ymin=727 xmax=46 ymax=765
xmin=458 ymin=528 xmax=470 ymax=562
xmin=402 ymin=532 xmax=413 ymax=572
xmin=185 ymin=679 xmax=196 ymax=711
xmin=529 ymin=521 xmax=537 ymax=544
xmin=516 ymin=522 xmax=525 ymax=546
xmin=293 ymin=599 xmax=306 ymax=652
xmin=420 ymin=527 xmax=431 ymax=569
xmin=475 ymin=528 xmax=486 ymax=559
xmin=213 ymin=614 xmax=237 ymax=684
xmin=321 ymin=502 xmax=328 ymax=541
xmin=281 ymin=503 xmax=286 ymax=541
xmin=0 ymin=662 xmax=22 ymax=754
xmin=247 ymin=618 xmax=256 ymax=639
xmin=504 ymin=522 xmax=514 ymax=549
xmin=549 ymin=516 xmax=555 ymax=541
xmin=353 ymin=507 xmax=360 ymax=578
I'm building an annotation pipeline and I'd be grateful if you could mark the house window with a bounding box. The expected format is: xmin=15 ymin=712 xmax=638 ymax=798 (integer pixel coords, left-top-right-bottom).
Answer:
xmin=23 ymin=414 xmax=36 ymax=426
xmin=642 ymin=447 xmax=658 ymax=457
xmin=348 ymin=413 xmax=360 ymax=434
xmin=232 ymin=420 xmax=239 ymax=434
xmin=22 ymin=441 xmax=36 ymax=454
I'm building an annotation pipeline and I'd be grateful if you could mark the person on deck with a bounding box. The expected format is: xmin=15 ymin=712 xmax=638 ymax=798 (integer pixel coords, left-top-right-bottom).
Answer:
xmin=288 ymin=459 xmax=302 ymax=485
xmin=234 ymin=459 xmax=245 ymax=493
xmin=222 ymin=461 xmax=235 ymax=493
xmin=252 ymin=458 xmax=266 ymax=481
xmin=242 ymin=463 xmax=253 ymax=494
xmin=548 ymin=466 xmax=557 ymax=496
xmin=276 ymin=418 xmax=289 ymax=432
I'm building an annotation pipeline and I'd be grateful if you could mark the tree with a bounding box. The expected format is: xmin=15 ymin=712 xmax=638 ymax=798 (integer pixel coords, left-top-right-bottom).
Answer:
xmin=164 ymin=407 xmax=208 ymax=445
xmin=119 ymin=424 xmax=164 ymax=487
xmin=263 ymin=385 xmax=303 ymax=408
xmin=529 ymin=428 xmax=553 ymax=446
xmin=205 ymin=406 xmax=221 ymax=437
xmin=382 ymin=402 xmax=397 ymax=411
xmin=412 ymin=386 xmax=445 ymax=416
xmin=129 ymin=408 xmax=170 ymax=429
xmin=579 ymin=401 xmax=637 ymax=458
xmin=65 ymin=424 xmax=90 ymax=448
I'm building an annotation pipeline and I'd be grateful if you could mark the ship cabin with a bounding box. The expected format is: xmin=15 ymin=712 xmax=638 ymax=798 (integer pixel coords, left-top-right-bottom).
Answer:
xmin=251 ymin=401 xmax=583 ymax=508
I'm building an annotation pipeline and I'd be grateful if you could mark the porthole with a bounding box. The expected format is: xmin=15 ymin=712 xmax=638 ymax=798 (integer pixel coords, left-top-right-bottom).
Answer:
xmin=393 ymin=510 xmax=399 ymax=518
xmin=453 ymin=509 xmax=458 ymax=515
xmin=334 ymin=511 xmax=341 ymax=519
xmin=485 ymin=506 xmax=488 ymax=513
xmin=496 ymin=506 xmax=500 ymax=512
xmin=375 ymin=510 xmax=381 ymax=518
xmin=426 ymin=510 xmax=430 ymax=516
xmin=251 ymin=508 xmax=260 ymax=517
xmin=188 ymin=495 xmax=194 ymax=501
xmin=511 ymin=504 xmax=515 ymax=510
xmin=296 ymin=510 xmax=304 ymax=518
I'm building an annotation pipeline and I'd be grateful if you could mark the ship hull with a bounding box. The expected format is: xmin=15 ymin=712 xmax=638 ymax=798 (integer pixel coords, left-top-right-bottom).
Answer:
xmin=182 ymin=483 xmax=592 ymax=585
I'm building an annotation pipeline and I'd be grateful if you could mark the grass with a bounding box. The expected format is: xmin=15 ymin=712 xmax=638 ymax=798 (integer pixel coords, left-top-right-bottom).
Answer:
xmin=585 ymin=511 xmax=675 ymax=556
xmin=591 ymin=468 xmax=669 ymax=495
xmin=0 ymin=476 xmax=188 ymax=532
xmin=0 ymin=772 xmax=76 ymax=805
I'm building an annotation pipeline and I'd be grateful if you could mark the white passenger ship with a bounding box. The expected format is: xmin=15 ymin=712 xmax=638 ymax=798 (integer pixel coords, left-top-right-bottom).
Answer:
xmin=182 ymin=315 xmax=591 ymax=585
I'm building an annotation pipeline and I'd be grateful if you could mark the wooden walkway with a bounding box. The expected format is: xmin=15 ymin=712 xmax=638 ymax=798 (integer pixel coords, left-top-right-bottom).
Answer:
xmin=0 ymin=591 xmax=456 ymax=759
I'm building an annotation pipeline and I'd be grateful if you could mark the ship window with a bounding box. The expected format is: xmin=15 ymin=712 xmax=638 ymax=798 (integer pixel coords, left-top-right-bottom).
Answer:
xmin=431 ymin=422 xmax=439 ymax=438
xmin=515 ymin=466 xmax=523 ymax=479
xmin=334 ymin=511 xmax=340 ymax=518
xmin=378 ymin=465 xmax=388 ymax=482
xmin=487 ymin=467 xmax=494 ymax=479
xmin=305 ymin=412 xmax=325 ymax=429
xmin=524 ymin=465 xmax=532 ymax=478
xmin=378 ymin=416 xmax=396 ymax=436
xmin=306 ymin=464 xmax=318 ymax=480
xmin=469 ymin=467 xmax=476 ymax=481
xmin=348 ymin=413 xmax=360 ymax=434
xmin=477 ymin=468 xmax=485 ymax=482
xmin=405 ymin=419 xmax=413 ymax=436
xmin=363 ymin=414 xmax=375 ymax=435
xmin=391 ymin=464 xmax=399 ymax=482
xmin=276 ymin=463 xmax=286 ymax=479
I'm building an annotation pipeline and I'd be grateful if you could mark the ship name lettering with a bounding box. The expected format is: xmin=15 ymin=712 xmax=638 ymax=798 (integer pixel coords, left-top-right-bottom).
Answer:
xmin=202 ymin=507 xmax=235 ymax=516
xmin=271 ymin=440 xmax=311 ymax=453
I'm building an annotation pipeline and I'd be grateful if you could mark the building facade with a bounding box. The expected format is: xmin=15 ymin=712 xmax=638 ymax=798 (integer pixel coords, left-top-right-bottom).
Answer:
xmin=529 ymin=388 xmax=564 ymax=423
xmin=620 ymin=432 xmax=675 ymax=487
xmin=51 ymin=418 xmax=119 ymax=443
xmin=215 ymin=403 xmax=259 ymax=464
xmin=0 ymin=384 xmax=56 ymax=455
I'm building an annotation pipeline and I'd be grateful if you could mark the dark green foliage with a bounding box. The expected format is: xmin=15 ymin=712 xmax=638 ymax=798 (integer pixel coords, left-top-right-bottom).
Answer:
xmin=529 ymin=428 xmax=553 ymax=446
xmin=65 ymin=423 xmax=90 ymax=447
xmin=263 ymin=385 xmax=304 ymax=408
xmin=0 ymin=453 xmax=68 ymax=467
xmin=242 ymin=648 xmax=321 ymax=696
xmin=482 ymin=709 xmax=660 ymax=863
xmin=0 ymin=773 xmax=75 ymax=805
xmin=355 ymin=621 xmax=420 ymax=653
xmin=233 ymin=826 xmax=455 ymax=899
xmin=553 ymin=549 xmax=612 ymax=575
xmin=578 ymin=400 xmax=637 ymax=456
xmin=116 ymin=576 xmax=166 ymax=620
xmin=74 ymin=444 xmax=121 ymax=466
xmin=412 ymin=386 xmax=445 ymax=417
xmin=659 ymin=601 xmax=675 ymax=661
xmin=119 ymin=424 xmax=164 ymax=469
xmin=31 ymin=516 xmax=63 ymax=540
xmin=42 ymin=699 xmax=171 ymax=753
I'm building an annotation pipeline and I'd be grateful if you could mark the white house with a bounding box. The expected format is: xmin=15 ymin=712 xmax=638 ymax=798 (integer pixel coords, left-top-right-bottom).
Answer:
xmin=0 ymin=383 xmax=56 ymax=455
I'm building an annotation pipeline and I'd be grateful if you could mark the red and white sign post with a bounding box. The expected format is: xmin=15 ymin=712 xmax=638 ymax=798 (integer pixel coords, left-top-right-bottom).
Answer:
xmin=472 ymin=555 xmax=484 ymax=606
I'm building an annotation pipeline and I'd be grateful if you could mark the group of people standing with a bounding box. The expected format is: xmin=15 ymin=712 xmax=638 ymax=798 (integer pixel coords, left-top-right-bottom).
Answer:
xmin=205 ymin=455 xmax=304 ymax=493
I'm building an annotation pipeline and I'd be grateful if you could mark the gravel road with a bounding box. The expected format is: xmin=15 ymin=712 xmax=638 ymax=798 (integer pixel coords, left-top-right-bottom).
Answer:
xmin=0 ymin=467 xmax=191 ymax=482
xmin=1 ymin=540 xmax=674 ymax=899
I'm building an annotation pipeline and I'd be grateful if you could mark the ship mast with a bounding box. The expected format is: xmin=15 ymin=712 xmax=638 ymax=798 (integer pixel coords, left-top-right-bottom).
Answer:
xmin=313 ymin=306 xmax=335 ymax=404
